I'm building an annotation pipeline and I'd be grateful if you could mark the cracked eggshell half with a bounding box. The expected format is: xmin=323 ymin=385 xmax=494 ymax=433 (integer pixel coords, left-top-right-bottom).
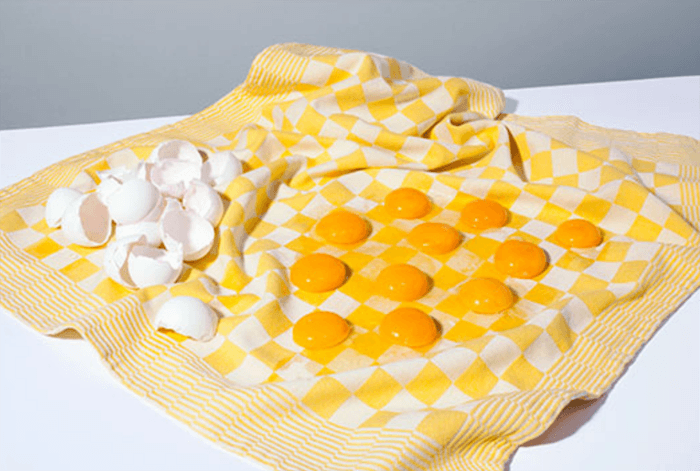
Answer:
xmin=45 ymin=188 xmax=83 ymax=228
xmin=97 ymin=166 xmax=132 ymax=184
xmin=107 ymin=179 xmax=162 ymax=225
xmin=127 ymin=245 xmax=183 ymax=288
xmin=97 ymin=161 xmax=151 ymax=185
xmin=161 ymin=197 xmax=183 ymax=215
xmin=148 ymin=140 xmax=202 ymax=164
xmin=202 ymin=151 xmax=243 ymax=191
xmin=95 ymin=176 xmax=122 ymax=204
xmin=115 ymin=220 xmax=161 ymax=246
xmin=182 ymin=179 xmax=224 ymax=225
xmin=150 ymin=159 xmax=202 ymax=199
xmin=61 ymin=192 xmax=112 ymax=247
xmin=69 ymin=171 xmax=97 ymax=193
xmin=161 ymin=209 xmax=215 ymax=261
xmin=153 ymin=296 xmax=218 ymax=341
xmin=113 ymin=195 xmax=177 ymax=246
xmin=102 ymin=235 xmax=145 ymax=288
xmin=106 ymin=148 xmax=141 ymax=170
xmin=130 ymin=161 xmax=153 ymax=182
xmin=111 ymin=192 xmax=168 ymax=246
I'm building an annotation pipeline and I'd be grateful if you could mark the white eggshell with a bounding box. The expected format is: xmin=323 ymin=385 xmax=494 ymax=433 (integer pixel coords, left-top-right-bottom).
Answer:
xmin=61 ymin=193 xmax=112 ymax=247
xmin=69 ymin=171 xmax=97 ymax=192
xmin=124 ymin=198 xmax=181 ymax=245
xmin=102 ymin=235 xmax=145 ymax=288
xmin=107 ymin=179 xmax=162 ymax=225
xmin=97 ymin=166 xmax=131 ymax=184
xmin=115 ymin=220 xmax=162 ymax=246
xmin=182 ymin=180 xmax=224 ymax=225
xmin=148 ymin=140 xmax=202 ymax=164
xmin=202 ymin=151 xmax=243 ymax=191
xmin=127 ymin=245 xmax=183 ymax=288
xmin=95 ymin=176 xmax=122 ymax=203
xmin=150 ymin=159 xmax=202 ymax=199
xmin=161 ymin=197 xmax=183 ymax=216
xmin=160 ymin=209 xmax=215 ymax=261
xmin=140 ymin=193 xmax=166 ymax=223
xmin=106 ymin=148 xmax=140 ymax=170
xmin=45 ymin=188 xmax=82 ymax=228
xmin=153 ymin=296 xmax=218 ymax=341
xmin=97 ymin=161 xmax=151 ymax=185
xmin=130 ymin=161 xmax=153 ymax=182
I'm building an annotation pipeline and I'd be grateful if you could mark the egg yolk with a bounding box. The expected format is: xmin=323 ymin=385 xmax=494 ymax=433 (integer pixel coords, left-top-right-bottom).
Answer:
xmin=376 ymin=264 xmax=430 ymax=301
xmin=384 ymin=188 xmax=431 ymax=219
xmin=316 ymin=210 xmax=369 ymax=244
xmin=290 ymin=253 xmax=347 ymax=292
xmin=553 ymin=219 xmax=602 ymax=248
xmin=459 ymin=278 xmax=514 ymax=314
xmin=460 ymin=199 xmax=508 ymax=231
xmin=293 ymin=311 xmax=351 ymax=349
xmin=407 ymin=223 xmax=461 ymax=254
xmin=379 ymin=308 xmax=438 ymax=347
xmin=494 ymin=240 xmax=548 ymax=279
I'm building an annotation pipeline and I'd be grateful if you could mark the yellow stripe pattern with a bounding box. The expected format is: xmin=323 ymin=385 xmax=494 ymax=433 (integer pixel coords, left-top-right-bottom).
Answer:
xmin=1 ymin=43 xmax=699 ymax=470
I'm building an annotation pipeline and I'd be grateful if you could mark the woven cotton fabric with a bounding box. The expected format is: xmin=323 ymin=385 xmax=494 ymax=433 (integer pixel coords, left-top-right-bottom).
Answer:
xmin=1 ymin=44 xmax=699 ymax=471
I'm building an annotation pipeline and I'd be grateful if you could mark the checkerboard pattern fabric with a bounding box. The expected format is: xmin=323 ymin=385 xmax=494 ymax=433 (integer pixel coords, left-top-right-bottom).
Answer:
xmin=1 ymin=44 xmax=699 ymax=471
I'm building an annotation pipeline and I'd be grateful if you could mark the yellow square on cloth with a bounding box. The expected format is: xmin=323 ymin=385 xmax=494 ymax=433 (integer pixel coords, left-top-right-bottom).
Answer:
xmin=1 ymin=44 xmax=699 ymax=471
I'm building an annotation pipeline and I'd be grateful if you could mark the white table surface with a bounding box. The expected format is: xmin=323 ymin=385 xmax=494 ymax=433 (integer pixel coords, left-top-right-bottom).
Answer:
xmin=1 ymin=76 xmax=698 ymax=471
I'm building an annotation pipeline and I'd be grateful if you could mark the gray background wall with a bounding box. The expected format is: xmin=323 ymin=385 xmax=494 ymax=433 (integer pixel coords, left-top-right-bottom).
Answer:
xmin=1 ymin=0 xmax=698 ymax=130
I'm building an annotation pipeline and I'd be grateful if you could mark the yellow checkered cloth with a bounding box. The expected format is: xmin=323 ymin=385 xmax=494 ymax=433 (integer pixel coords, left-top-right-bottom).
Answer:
xmin=1 ymin=43 xmax=699 ymax=471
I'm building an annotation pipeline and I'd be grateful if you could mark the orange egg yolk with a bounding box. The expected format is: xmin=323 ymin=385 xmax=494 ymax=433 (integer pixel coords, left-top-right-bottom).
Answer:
xmin=407 ymin=223 xmax=461 ymax=254
xmin=290 ymin=253 xmax=347 ymax=292
xmin=376 ymin=264 xmax=430 ymax=301
xmin=293 ymin=311 xmax=351 ymax=349
xmin=460 ymin=199 xmax=508 ymax=231
xmin=384 ymin=188 xmax=431 ymax=219
xmin=316 ymin=210 xmax=369 ymax=244
xmin=494 ymin=240 xmax=548 ymax=279
xmin=379 ymin=308 xmax=438 ymax=347
xmin=459 ymin=278 xmax=514 ymax=314
xmin=553 ymin=219 xmax=602 ymax=248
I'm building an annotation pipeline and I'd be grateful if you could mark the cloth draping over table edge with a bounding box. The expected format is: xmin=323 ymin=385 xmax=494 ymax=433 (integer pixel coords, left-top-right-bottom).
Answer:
xmin=1 ymin=44 xmax=699 ymax=471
